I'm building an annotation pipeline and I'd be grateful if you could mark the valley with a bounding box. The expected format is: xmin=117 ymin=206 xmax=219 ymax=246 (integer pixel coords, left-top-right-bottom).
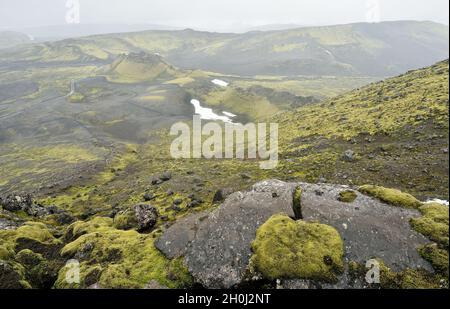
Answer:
xmin=0 ymin=21 xmax=449 ymax=290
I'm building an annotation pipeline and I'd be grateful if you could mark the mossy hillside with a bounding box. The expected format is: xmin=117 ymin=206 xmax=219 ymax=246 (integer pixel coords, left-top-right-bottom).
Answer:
xmin=276 ymin=60 xmax=449 ymax=140
xmin=235 ymin=76 xmax=378 ymax=99
xmin=37 ymin=144 xmax=139 ymax=217
xmin=105 ymin=53 xmax=181 ymax=83
xmin=0 ymin=142 xmax=109 ymax=198
xmin=358 ymin=185 xmax=423 ymax=209
xmin=250 ymin=214 xmax=344 ymax=282
xmin=274 ymin=61 xmax=449 ymax=199
xmin=200 ymin=86 xmax=279 ymax=121
xmin=57 ymin=217 xmax=192 ymax=289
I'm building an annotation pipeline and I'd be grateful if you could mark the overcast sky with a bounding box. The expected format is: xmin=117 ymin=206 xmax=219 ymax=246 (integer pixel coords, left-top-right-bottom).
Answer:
xmin=0 ymin=0 xmax=448 ymax=32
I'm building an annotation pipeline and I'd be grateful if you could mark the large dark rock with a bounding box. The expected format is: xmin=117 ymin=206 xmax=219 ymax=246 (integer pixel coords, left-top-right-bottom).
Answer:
xmin=156 ymin=180 xmax=298 ymax=288
xmin=299 ymin=183 xmax=431 ymax=272
xmin=156 ymin=180 xmax=432 ymax=289
xmin=0 ymin=194 xmax=49 ymax=217
xmin=134 ymin=204 xmax=159 ymax=232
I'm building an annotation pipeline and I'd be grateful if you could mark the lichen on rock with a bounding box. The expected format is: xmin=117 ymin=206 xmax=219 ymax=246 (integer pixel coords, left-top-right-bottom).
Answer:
xmin=250 ymin=214 xmax=344 ymax=282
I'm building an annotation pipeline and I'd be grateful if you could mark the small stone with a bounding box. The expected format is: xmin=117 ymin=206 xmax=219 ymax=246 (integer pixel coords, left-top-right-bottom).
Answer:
xmin=240 ymin=173 xmax=251 ymax=180
xmin=173 ymin=199 xmax=183 ymax=205
xmin=143 ymin=193 xmax=155 ymax=202
xmin=159 ymin=171 xmax=172 ymax=181
xmin=342 ymin=150 xmax=356 ymax=162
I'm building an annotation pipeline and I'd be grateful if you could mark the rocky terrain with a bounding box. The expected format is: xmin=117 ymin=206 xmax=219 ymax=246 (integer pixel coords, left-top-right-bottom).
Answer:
xmin=1 ymin=180 xmax=448 ymax=289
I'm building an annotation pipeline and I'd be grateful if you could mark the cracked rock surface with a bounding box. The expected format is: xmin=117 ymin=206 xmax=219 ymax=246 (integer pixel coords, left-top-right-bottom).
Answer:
xmin=156 ymin=180 xmax=432 ymax=288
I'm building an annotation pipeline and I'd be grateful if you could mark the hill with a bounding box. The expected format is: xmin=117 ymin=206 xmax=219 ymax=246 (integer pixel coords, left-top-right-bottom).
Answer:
xmin=276 ymin=60 xmax=449 ymax=199
xmin=1 ymin=21 xmax=448 ymax=77
xmin=0 ymin=31 xmax=32 ymax=49
xmin=0 ymin=59 xmax=448 ymax=290
xmin=104 ymin=52 xmax=180 ymax=83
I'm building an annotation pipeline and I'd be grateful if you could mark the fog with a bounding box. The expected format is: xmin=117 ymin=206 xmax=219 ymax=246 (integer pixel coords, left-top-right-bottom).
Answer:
xmin=0 ymin=0 xmax=448 ymax=33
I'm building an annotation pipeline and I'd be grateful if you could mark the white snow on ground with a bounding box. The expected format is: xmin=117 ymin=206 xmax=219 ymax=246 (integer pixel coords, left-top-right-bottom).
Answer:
xmin=211 ymin=79 xmax=229 ymax=87
xmin=424 ymin=199 xmax=449 ymax=206
xmin=222 ymin=111 xmax=237 ymax=118
xmin=190 ymin=99 xmax=233 ymax=123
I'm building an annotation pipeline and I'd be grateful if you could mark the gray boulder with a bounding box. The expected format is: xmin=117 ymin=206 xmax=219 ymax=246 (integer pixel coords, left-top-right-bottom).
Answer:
xmin=156 ymin=180 xmax=432 ymax=289
xmin=156 ymin=180 xmax=298 ymax=288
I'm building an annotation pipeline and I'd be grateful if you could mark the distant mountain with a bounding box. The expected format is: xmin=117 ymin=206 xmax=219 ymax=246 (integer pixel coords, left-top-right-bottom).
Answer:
xmin=243 ymin=23 xmax=309 ymax=32
xmin=1 ymin=21 xmax=448 ymax=77
xmin=105 ymin=52 xmax=180 ymax=83
xmin=14 ymin=23 xmax=182 ymax=41
xmin=0 ymin=31 xmax=33 ymax=49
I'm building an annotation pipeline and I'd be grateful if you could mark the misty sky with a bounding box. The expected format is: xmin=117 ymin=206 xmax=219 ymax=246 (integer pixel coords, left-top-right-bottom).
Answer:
xmin=0 ymin=0 xmax=448 ymax=32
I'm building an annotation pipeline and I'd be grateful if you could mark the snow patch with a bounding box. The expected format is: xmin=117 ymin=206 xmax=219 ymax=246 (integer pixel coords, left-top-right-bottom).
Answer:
xmin=424 ymin=199 xmax=449 ymax=206
xmin=190 ymin=99 xmax=234 ymax=123
xmin=222 ymin=111 xmax=237 ymax=118
xmin=211 ymin=79 xmax=229 ymax=87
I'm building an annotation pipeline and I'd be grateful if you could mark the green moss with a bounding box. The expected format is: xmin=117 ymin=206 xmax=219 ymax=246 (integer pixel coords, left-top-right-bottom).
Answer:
xmin=377 ymin=260 xmax=443 ymax=289
xmin=66 ymin=216 xmax=114 ymax=240
xmin=410 ymin=203 xmax=449 ymax=248
xmin=338 ymin=190 xmax=357 ymax=203
xmin=113 ymin=210 xmax=138 ymax=230
xmin=359 ymin=185 xmax=422 ymax=209
xmin=349 ymin=259 xmax=445 ymax=289
xmin=58 ymin=217 xmax=192 ymax=289
xmin=0 ymin=222 xmax=59 ymax=251
xmin=0 ymin=222 xmax=63 ymax=288
xmin=54 ymin=263 xmax=103 ymax=289
xmin=250 ymin=214 xmax=344 ymax=282
xmin=68 ymin=92 xmax=85 ymax=103
xmin=418 ymin=244 xmax=449 ymax=277
xmin=15 ymin=249 xmax=44 ymax=266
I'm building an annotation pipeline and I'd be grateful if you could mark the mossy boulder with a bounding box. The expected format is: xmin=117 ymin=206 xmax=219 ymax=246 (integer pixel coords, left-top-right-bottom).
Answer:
xmin=57 ymin=217 xmax=191 ymax=289
xmin=418 ymin=244 xmax=449 ymax=277
xmin=0 ymin=259 xmax=29 ymax=289
xmin=0 ymin=222 xmax=63 ymax=288
xmin=338 ymin=190 xmax=357 ymax=203
xmin=410 ymin=203 xmax=449 ymax=248
xmin=15 ymin=249 xmax=61 ymax=288
xmin=358 ymin=185 xmax=422 ymax=209
xmin=250 ymin=214 xmax=344 ymax=282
